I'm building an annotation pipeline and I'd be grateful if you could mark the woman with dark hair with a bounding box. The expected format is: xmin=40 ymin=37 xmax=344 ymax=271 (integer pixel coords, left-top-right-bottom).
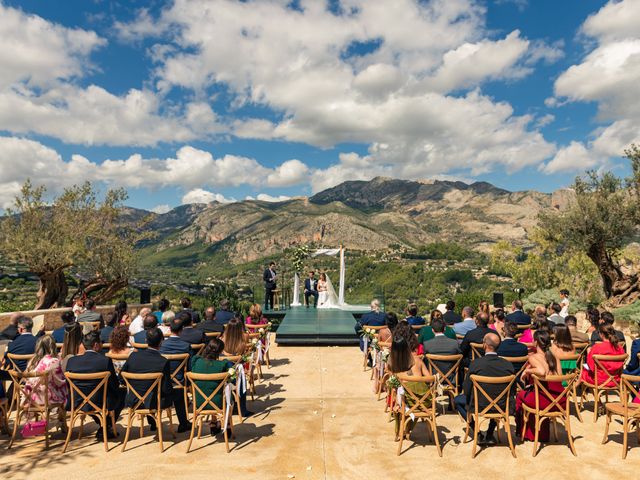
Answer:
xmin=378 ymin=312 xmax=398 ymax=343
xmin=518 ymin=314 xmax=550 ymax=345
xmin=515 ymin=330 xmax=564 ymax=441
xmin=108 ymin=325 xmax=132 ymax=371
xmin=61 ymin=322 xmax=84 ymax=370
xmin=113 ymin=300 xmax=131 ymax=326
xmin=580 ymin=323 xmax=626 ymax=386
xmin=489 ymin=309 xmax=507 ymax=337
xmin=478 ymin=300 xmax=490 ymax=317
xmin=100 ymin=312 xmax=117 ymax=343
xmin=393 ymin=321 xmax=421 ymax=354
xmin=153 ymin=298 xmax=171 ymax=324
xmin=551 ymin=324 xmax=577 ymax=373
xmin=191 ymin=337 xmax=234 ymax=434
xmin=585 ymin=307 xmax=600 ymax=335
xmin=222 ymin=315 xmax=248 ymax=356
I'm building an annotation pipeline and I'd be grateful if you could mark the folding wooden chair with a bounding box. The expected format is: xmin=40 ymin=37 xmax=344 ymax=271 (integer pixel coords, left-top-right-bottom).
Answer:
xmin=572 ymin=342 xmax=589 ymax=359
xmin=580 ymin=353 xmax=628 ymax=421
xmin=556 ymin=352 xmax=583 ymax=422
xmin=131 ymin=342 xmax=148 ymax=350
xmin=602 ymin=373 xmax=640 ymax=459
xmin=5 ymin=353 xmax=34 ymax=414
xmin=162 ymin=353 xmax=190 ymax=418
xmin=361 ymin=325 xmax=385 ymax=371
xmin=185 ymin=371 xmax=234 ymax=453
xmin=0 ymin=396 xmax=9 ymax=434
xmin=424 ymin=354 xmax=463 ymax=411
xmin=470 ymin=343 xmax=485 ymax=361
xmin=62 ymin=371 xmax=116 ymax=452
xmin=105 ymin=352 xmax=130 ymax=375
xmin=220 ymin=355 xmax=245 ymax=422
xmin=395 ymin=373 xmax=440 ymax=456
xmin=191 ymin=343 xmax=205 ymax=356
xmin=464 ymin=374 xmax=517 ymax=458
xmin=521 ymin=372 xmax=578 ymax=456
xmin=120 ymin=371 xmax=176 ymax=452
xmin=8 ymin=370 xmax=65 ymax=449
xmin=205 ymin=332 xmax=222 ymax=338
xmin=245 ymin=324 xmax=271 ymax=367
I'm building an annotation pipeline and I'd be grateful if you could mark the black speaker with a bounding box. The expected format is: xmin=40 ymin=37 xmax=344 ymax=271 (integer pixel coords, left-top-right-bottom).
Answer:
xmin=139 ymin=287 xmax=151 ymax=304
xmin=492 ymin=292 xmax=504 ymax=308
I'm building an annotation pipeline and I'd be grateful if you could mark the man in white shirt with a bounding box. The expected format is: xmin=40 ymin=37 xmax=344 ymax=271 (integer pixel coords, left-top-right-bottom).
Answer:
xmin=128 ymin=307 xmax=151 ymax=336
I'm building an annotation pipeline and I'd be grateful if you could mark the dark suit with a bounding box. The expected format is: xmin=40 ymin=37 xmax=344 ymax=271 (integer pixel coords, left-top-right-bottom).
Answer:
xmin=443 ymin=310 xmax=462 ymax=325
xmin=77 ymin=310 xmax=104 ymax=328
xmin=64 ymin=351 xmax=125 ymax=419
xmin=263 ymin=268 xmax=277 ymax=310
xmin=133 ymin=330 xmax=148 ymax=345
xmin=3 ymin=333 xmax=37 ymax=371
xmin=120 ymin=348 xmax=189 ymax=426
xmin=506 ymin=310 xmax=531 ymax=326
xmin=100 ymin=326 xmax=114 ymax=344
xmin=0 ymin=324 xmax=18 ymax=341
xmin=624 ymin=339 xmax=640 ymax=375
xmin=497 ymin=338 xmax=529 ymax=374
xmin=197 ymin=320 xmax=224 ymax=333
xmin=423 ymin=334 xmax=461 ymax=380
xmin=52 ymin=327 xmax=66 ymax=344
xmin=460 ymin=327 xmax=493 ymax=362
xmin=214 ymin=310 xmax=234 ymax=326
xmin=405 ymin=315 xmax=425 ymax=327
xmin=180 ymin=308 xmax=201 ymax=325
xmin=179 ymin=327 xmax=206 ymax=345
xmin=355 ymin=311 xmax=386 ymax=351
xmin=159 ymin=336 xmax=192 ymax=383
xmin=304 ymin=278 xmax=319 ymax=307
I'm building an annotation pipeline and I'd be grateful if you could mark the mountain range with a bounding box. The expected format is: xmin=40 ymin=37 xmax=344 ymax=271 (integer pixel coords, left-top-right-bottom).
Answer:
xmin=133 ymin=177 xmax=563 ymax=269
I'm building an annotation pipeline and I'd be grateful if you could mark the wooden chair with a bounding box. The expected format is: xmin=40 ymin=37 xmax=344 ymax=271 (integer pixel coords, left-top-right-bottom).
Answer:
xmin=105 ymin=352 xmax=131 ymax=375
xmin=101 ymin=343 xmax=111 ymax=352
xmin=424 ymin=353 xmax=463 ymax=410
xmin=499 ymin=356 xmax=529 ymax=381
xmin=219 ymin=355 xmax=245 ymax=421
xmin=410 ymin=325 xmax=424 ymax=332
xmin=245 ymin=324 xmax=272 ymax=368
xmin=8 ymin=370 xmax=65 ymax=449
xmin=120 ymin=371 xmax=176 ymax=452
xmin=191 ymin=343 xmax=205 ymax=356
xmin=464 ymin=374 xmax=517 ymax=458
xmin=6 ymin=353 xmax=34 ymax=413
xmin=62 ymin=371 xmax=116 ymax=452
xmin=162 ymin=353 xmax=190 ymax=418
xmin=185 ymin=371 xmax=234 ymax=453
xmin=131 ymin=342 xmax=148 ymax=350
xmin=0 ymin=396 xmax=9 ymax=434
xmin=602 ymin=373 xmax=640 ymax=459
xmin=469 ymin=343 xmax=485 ymax=361
xmin=520 ymin=372 xmax=578 ymax=456
xmin=580 ymin=353 xmax=628 ymax=421
xmin=205 ymin=332 xmax=222 ymax=338
xmin=556 ymin=352 xmax=584 ymax=422
xmin=361 ymin=325 xmax=385 ymax=370
xmin=395 ymin=373 xmax=440 ymax=456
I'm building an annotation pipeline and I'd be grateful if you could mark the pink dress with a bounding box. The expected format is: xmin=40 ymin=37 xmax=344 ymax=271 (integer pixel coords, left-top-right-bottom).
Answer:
xmin=24 ymin=355 xmax=68 ymax=405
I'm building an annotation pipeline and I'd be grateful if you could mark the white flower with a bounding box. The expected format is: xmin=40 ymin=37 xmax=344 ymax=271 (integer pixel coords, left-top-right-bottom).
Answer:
xmin=228 ymin=368 xmax=236 ymax=376
xmin=258 ymin=328 xmax=265 ymax=334
xmin=251 ymin=338 xmax=258 ymax=344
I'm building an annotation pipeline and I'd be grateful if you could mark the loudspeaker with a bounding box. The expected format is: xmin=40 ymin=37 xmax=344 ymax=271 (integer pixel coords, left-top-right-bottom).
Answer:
xmin=139 ymin=287 xmax=151 ymax=304
xmin=492 ymin=292 xmax=504 ymax=308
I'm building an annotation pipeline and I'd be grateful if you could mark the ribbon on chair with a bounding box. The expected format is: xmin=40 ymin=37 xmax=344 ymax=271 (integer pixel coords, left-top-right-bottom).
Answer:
xmin=395 ymin=385 xmax=415 ymax=422
xmin=222 ymin=383 xmax=233 ymax=432
xmin=256 ymin=342 xmax=264 ymax=363
xmin=377 ymin=355 xmax=386 ymax=380
xmin=235 ymin=363 xmax=247 ymax=395
xmin=263 ymin=334 xmax=271 ymax=355
xmin=363 ymin=336 xmax=369 ymax=362
xmin=372 ymin=349 xmax=378 ymax=368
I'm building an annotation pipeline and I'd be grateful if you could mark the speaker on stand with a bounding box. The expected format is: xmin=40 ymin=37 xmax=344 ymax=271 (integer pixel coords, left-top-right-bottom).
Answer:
xmin=139 ymin=287 xmax=151 ymax=304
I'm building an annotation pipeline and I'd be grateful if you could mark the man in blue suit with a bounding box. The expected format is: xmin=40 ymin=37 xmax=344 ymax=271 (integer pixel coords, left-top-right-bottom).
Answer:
xmin=506 ymin=300 xmax=531 ymax=326
xmin=355 ymin=299 xmax=386 ymax=351
xmin=52 ymin=311 xmax=76 ymax=343
xmin=2 ymin=316 xmax=38 ymax=371
xmin=304 ymin=271 xmax=319 ymax=308
xmin=214 ymin=299 xmax=235 ymax=325
xmin=159 ymin=317 xmax=192 ymax=384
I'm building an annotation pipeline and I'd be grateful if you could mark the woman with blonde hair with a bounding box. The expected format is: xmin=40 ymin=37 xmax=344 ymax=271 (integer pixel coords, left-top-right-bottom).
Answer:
xmin=246 ymin=303 xmax=268 ymax=326
xmin=24 ymin=335 xmax=68 ymax=407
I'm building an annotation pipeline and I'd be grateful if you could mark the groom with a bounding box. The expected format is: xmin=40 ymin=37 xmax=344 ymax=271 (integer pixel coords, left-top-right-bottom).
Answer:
xmin=304 ymin=271 xmax=318 ymax=308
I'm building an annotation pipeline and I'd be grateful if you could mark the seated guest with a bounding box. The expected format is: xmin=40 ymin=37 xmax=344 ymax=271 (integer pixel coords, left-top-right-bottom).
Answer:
xmin=120 ymin=328 xmax=191 ymax=433
xmin=0 ymin=312 xmax=23 ymax=341
xmin=443 ymin=300 xmax=462 ymax=326
xmin=100 ymin=312 xmax=117 ymax=343
xmin=478 ymin=300 xmax=490 ymax=317
xmin=423 ymin=317 xmax=460 ymax=378
xmin=581 ymin=323 xmax=626 ymax=386
xmin=497 ymin=321 xmax=528 ymax=358
xmin=180 ymin=297 xmax=201 ymax=325
xmin=178 ymin=312 xmax=207 ymax=345
xmin=153 ymin=298 xmax=171 ymax=324
xmin=516 ymin=330 xmax=564 ymax=442
xmin=533 ymin=304 xmax=547 ymax=317
xmin=452 ymin=307 xmax=476 ymax=336
xmin=113 ymin=300 xmax=131 ymax=326
xmin=214 ymin=299 xmax=234 ymax=326
xmin=489 ymin=309 xmax=507 ymax=337
xmin=77 ymin=299 xmax=104 ymax=332
xmin=221 ymin=316 xmax=249 ymax=356
xmin=547 ymin=302 xmax=564 ymax=326
xmin=52 ymin=311 xmax=76 ymax=344
xmin=197 ymin=306 xmax=223 ymax=334
xmin=2 ymin=316 xmax=38 ymax=371
xmin=61 ymin=322 xmax=85 ymax=370
xmin=394 ymin=321 xmax=422 ymax=355
xmin=506 ymin=300 xmax=531 ymax=326
xmin=585 ymin=307 xmax=600 ymax=336
xmin=460 ymin=312 xmax=493 ymax=364
xmin=191 ymin=337 xmax=236 ymax=432
xmin=24 ymin=335 xmax=68 ymax=418
xmin=159 ymin=317 xmax=192 ymax=383
xmin=133 ymin=314 xmax=159 ymax=344
xmin=589 ymin=311 xmax=625 ymax=345
xmin=404 ymin=303 xmax=425 ymax=327
xmin=65 ymin=331 xmax=125 ymax=439
xmin=454 ymin=332 xmax=515 ymax=445
xmin=108 ymin=325 xmax=132 ymax=372
xmin=355 ymin=299 xmax=386 ymax=350
xmin=159 ymin=311 xmax=175 ymax=336
xmin=624 ymin=334 xmax=640 ymax=376
xmin=418 ymin=309 xmax=457 ymax=344
xmin=518 ymin=314 xmax=550 ymax=345
xmin=551 ymin=324 xmax=577 ymax=373
xmin=128 ymin=307 xmax=151 ymax=337
xmin=565 ymin=315 xmax=589 ymax=343
xmin=246 ymin=303 xmax=268 ymax=327
xmin=378 ymin=312 xmax=398 ymax=344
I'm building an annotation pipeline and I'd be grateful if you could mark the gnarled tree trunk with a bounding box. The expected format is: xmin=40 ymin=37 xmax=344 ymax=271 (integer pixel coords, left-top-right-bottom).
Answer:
xmin=80 ymin=277 xmax=128 ymax=305
xmin=587 ymin=243 xmax=640 ymax=307
xmin=35 ymin=269 xmax=68 ymax=309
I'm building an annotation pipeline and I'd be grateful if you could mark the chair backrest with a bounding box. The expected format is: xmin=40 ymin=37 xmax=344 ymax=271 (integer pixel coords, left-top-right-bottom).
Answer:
xmin=64 ymin=371 xmax=110 ymax=414
xmin=396 ymin=372 xmax=436 ymax=416
xmin=191 ymin=343 xmax=205 ymax=355
xmin=131 ymin=342 xmax=148 ymax=350
xmin=220 ymin=354 xmax=242 ymax=364
xmin=185 ymin=371 xmax=230 ymax=415
xmin=592 ymin=353 xmax=628 ymax=387
xmin=8 ymin=369 xmax=50 ymax=410
xmin=620 ymin=374 xmax=640 ymax=411
xmin=517 ymin=324 xmax=532 ymax=331
xmin=101 ymin=343 xmax=111 ymax=351
xmin=162 ymin=353 xmax=190 ymax=388
xmin=6 ymin=353 xmax=34 ymax=372
xmin=469 ymin=342 xmax=485 ymax=361
xmin=245 ymin=323 xmax=270 ymax=331
xmin=205 ymin=332 xmax=222 ymax=338
xmin=424 ymin=354 xmax=462 ymax=391
xmin=411 ymin=325 xmax=423 ymax=331
xmin=363 ymin=325 xmax=386 ymax=332
xmin=469 ymin=374 xmax=516 ymax=418
xmin=499 ymin=356 xmax=529 ymax=378
xmin=120 ymin=371 xmax=163 ymax=412
xmin=531 ymin=373 xmax=576 ymax=416
xmin=573 ymin=342 xmax=589 ymax=358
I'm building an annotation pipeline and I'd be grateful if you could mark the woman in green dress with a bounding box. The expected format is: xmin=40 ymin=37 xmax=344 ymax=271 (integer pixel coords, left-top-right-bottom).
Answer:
xmin=191 ymin=337 xmax=234 ymax=434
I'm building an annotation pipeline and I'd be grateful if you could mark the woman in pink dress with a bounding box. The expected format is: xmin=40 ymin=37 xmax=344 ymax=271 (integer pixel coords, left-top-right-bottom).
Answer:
xmin=246 ymin=303 xmax=268 ymax=327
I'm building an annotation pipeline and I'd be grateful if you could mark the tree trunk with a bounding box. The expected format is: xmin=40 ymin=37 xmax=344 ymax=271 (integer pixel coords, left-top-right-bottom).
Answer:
xmin=587 ymin=244 xmax=640 ymax=306
xmin=35 ymin=269 xmax=68 ymax=309
xmin=81 ymin=277 xmax=128 ymax=305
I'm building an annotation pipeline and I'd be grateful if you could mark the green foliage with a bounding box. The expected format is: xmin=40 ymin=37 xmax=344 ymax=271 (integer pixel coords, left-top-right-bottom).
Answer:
xmin=290 ymin=244 xmax=311 ymax=273
xmin=614 ymin=301 xmax=640 ymax=328
xmin=522 ymin=288 xmax=588 ymax=314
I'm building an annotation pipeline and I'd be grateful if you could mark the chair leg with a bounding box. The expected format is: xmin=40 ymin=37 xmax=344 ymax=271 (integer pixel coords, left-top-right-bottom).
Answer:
xmin=396 ymin=415 xmax=405 ymax=456
xmin=121 ymin=411 xmax=134 ymax=452
xmin=593 ymin=390 xmax=599 ymax=422
xmin=44 ymin=409 xmax=50 ymax=450
xmin=157 ymin=412 xmax=164 ymax=453
xmin=8 ymin=408 xmax=22 ymax=448
xmin=565 ymin=414 xmax=577 ymax=456
xmin=505 ymin=419 xmax=517 ymax=458
xmin=62 ymin=412 xmax=77 ymax=453
xmin=532 ymin=417 xmax=540 ymax=457
xmin=602 ymin=412 xmax=611 ymax=444
xmin=622 ymin=418 xmax=629 ymax=459
xmin=431 ymin=418 xmax=442 ymax=457
xmin=186 ymin=413 xmax=197 ymax=453
xmin=572 ymin=385 xmax=583 ymax=423
xmin=471 ymin=419 xmax=479 ymax=458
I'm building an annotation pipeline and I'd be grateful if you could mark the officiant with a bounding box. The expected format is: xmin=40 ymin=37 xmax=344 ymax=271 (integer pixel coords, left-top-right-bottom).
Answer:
xmin=304 ymin=271 xmax=319 ymax=308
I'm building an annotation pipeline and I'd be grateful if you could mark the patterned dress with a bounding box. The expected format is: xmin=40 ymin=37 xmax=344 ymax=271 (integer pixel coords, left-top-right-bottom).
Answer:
xmin=24 ymin=355 xmax=68 ymax=405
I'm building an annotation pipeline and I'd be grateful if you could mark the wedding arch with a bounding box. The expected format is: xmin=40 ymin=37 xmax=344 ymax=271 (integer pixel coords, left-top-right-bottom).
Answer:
xmin=291 ymin=246 xmax=346 ymax=307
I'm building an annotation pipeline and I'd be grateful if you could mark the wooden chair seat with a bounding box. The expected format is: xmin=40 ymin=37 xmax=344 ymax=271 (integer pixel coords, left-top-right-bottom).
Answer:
xmin=602 ymin=374 xmax=640 ymax=459
xmin=604 ymin=402 xmax=640 ymax=416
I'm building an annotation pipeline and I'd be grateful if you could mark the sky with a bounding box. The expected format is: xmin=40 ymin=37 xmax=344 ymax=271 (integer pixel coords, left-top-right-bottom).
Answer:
xmin=0 ymin=0 xmax=639 ymax=213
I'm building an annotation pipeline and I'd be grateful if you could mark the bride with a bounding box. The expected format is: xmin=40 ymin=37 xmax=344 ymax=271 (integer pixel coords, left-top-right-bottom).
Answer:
xmin=317 ymin=272 xmax=339 ymax=308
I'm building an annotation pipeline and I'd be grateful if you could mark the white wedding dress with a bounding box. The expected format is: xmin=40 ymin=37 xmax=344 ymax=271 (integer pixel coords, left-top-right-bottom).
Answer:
xmin=317 ymin=274 xmax=340 ymax=309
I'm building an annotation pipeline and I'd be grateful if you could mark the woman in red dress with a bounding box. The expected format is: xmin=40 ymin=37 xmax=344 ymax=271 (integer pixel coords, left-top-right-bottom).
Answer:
xmin=580 ymin=323 xmax=625 ymax=386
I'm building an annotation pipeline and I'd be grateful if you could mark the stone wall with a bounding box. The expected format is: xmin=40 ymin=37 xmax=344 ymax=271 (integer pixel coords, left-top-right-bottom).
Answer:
xmin=0 ymin=304 xmax=152 ymax=331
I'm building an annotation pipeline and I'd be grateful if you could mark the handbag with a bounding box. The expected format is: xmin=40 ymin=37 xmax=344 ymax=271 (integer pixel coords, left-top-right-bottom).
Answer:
xmin=21 ymin=420 xmax=47 ymax=438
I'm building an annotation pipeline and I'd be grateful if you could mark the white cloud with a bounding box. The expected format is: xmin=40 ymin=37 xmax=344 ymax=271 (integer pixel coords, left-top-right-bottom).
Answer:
xmin=541 ymin=141 xmax=598 ymax=174
xmin=181 ymin=188 xmax=235 ymax=205
xmin=266 ymin=159 xmax=310 ymax=187
xmin=151 ymin=204 xmax=171 ymax=214
xmin=253 ymin=194 xmax=291 ymax=202
xmin=535 ymin=114 xmax=555 ymax=128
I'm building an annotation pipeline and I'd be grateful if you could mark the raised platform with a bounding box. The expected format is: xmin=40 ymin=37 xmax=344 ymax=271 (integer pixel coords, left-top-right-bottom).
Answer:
xmin=274 ymin=305 xmax=369 ymax=345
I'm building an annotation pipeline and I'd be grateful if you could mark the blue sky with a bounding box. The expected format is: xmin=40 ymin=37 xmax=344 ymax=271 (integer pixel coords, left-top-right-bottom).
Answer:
xmin=0 ymin=0 xmax=638 ymax=212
